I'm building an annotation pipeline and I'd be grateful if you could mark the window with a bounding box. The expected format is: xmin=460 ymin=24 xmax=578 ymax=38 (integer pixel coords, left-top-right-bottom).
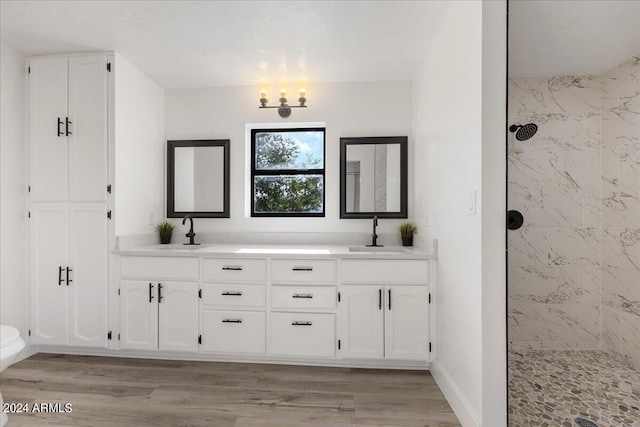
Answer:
xmin=251 ymin=127 xmax=325 ymax=217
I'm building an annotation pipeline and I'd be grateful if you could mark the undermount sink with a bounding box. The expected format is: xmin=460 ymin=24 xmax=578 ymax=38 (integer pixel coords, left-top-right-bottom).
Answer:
xmin=154 ymin=244 xmax=206 ymax=251
xmin=348 ymin=246 xmax=408 ymax=253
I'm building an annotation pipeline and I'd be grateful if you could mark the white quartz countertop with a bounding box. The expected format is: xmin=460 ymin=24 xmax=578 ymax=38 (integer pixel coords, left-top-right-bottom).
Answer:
xmin=112 ymin=244 xmax=433 ymax=260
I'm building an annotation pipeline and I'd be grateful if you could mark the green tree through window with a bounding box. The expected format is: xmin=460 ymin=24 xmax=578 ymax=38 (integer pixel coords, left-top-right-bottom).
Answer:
xmin=251 ymin=128 xmax=325 ymax=217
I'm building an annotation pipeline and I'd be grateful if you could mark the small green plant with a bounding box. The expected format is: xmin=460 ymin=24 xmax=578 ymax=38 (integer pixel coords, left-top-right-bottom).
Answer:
xmin=157 ymin=221 xmax=174 ymax=244
xmin=399 ymin=222 xmax=417 ymax=238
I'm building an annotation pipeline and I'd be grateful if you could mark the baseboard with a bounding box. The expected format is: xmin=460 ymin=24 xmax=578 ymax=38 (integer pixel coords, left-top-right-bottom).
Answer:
xmin=431 ymin=360 xmax=482 ymax=427
xmin=30 ymin=346 xmax=430 ymax=370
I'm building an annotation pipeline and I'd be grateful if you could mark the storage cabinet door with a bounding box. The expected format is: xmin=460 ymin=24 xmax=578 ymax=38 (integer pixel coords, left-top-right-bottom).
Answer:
xmin=120 ymin=281 xmax=158 ymax=350
xmin=29 ymin=203 xmax=68 ymax=345
xmin=339 ymin=285 xmax=384 ymax=359
xmin=270 ymin=313 xmax=336 ymax=358
xmin=384 ymin=286 xmax=429 ymax=361
xmin=158 ymin=282 xmax=198 ymax=352
xmin=67 ymin=55 xmax=108 ymax=202
xmin=67 ymin=203 xmax=108 ymax=347
xmin=28 ymin=57 xmax=69 ymax=201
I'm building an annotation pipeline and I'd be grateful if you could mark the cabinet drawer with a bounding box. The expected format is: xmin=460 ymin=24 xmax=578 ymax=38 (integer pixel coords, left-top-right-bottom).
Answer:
xmin=341 ymin=260 xmax=428 ymax=285
xmin=120 ymin=256 xmax=198 ymax=281
xmin=271 ymin=259 xmax=337 ymax=284
xmin=202 ymin=258 xmax=267 ymax=284
xmin=271 ymin=286 xmax=336 ymax=310
xmin=200 ymin=284 xmax=265 ymax=308
xmin=200 ymin=310 xmax=265 ymax=354
xmin=270 ymin=313 xmax=335 ymax=358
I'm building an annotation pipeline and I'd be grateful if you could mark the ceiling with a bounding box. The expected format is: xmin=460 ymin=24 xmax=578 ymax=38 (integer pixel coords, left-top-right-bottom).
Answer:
xmin=509 ymin=0 xmax=640 ymax=77
xmin=0 ymin=0 xmax=451 ymax=89
xmin=3 ymin=1 xmax=638 ymax=87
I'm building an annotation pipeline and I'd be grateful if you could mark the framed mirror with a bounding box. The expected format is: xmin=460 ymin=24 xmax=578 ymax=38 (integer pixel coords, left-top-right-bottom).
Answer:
xmin=167 ymin=139 xmax=230 ymax=218
xmin=340 ymin=136 xmax=407 ymax=219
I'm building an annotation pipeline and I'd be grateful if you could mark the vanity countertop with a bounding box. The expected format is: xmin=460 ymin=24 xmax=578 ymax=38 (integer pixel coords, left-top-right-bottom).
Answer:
xmin=112 ymin=244 xmax=433 ymax=260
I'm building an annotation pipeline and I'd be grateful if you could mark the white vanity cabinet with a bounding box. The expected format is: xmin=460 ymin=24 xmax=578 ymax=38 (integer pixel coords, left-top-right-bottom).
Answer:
xmin=269 ymin=258 xmax=338 ymax=359
xmin=119 ymin=257 xmax=199 ymax=352
xmin=199 ymin=258 xmax=267 ymax=355
xmin=339 ymin=261 xmax=430 ymax=361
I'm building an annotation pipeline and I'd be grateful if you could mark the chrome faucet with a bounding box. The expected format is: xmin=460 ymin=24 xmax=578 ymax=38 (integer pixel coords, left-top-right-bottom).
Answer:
xmin=366 ymin=215 xmax=383 ymax=247
xmin=182 ymin=215 xmax=200 ymax=245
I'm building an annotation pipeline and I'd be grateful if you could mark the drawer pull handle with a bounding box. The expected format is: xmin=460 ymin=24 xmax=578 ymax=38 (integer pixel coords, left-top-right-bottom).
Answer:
xmin=222 ymin=266 xmax=243 ymax=271
xmin=291 ymin=321 xmax=313 ymax=326
xmin=292 ymin=267 xmax=313 ymax=271
xmin=221 ymin=291 xmax=243 ymax=296
xmin=222 ymin=319 xmax=243 ymax=323
xmin=292 ymin=294 xmax=313 ymax=299
xmin=149 ymin=283 xmax=154 ymax=303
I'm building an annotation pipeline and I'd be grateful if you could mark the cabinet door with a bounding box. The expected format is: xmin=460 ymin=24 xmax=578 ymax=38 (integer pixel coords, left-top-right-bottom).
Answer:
xmin=120 ymin=281 xmax=158 ymax=350
xmin=67 ymin=203 xmax=108 ymax=347
xmin=29 ymin=203 xmax=68 ymax=345
xmin=158 ymin=282 xmax=198 ymax=352
xmin=68 ymin=55 xmax=108 ymax=201
xmin=339 ymin=285 xmax=384 ymax=359
xmin=28 ymin=57 xmax=69 ymax=201
xmin=384 ymin=286 xmax=429 ymax=360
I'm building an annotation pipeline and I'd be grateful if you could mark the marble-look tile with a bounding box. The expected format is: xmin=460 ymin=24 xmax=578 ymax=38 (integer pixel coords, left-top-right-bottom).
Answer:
xmin=509 ymin=184 xmax=581 ymax=227
xmin=508 ymin=77 xmax=550 ymax=116
xmin=602 ymin=267 xmax=640 ymax=316
xmin=602 ymin=227 xmax=622 ymax=268
xmin=509 ymin=302 xmax=601 ymax=346
xmin=620 ymin=228 xmax=640 ymax=272
xmin=603 ymin=306 xmax=621 ymax=351
xmin=601 ymin=65 xmax=619 ymax=109
xmin=546 ymin=74 xmax=601 ymax=115
xmin=602 ymin=181 xmax=640 ymax=227
xmin=583 ymin=111 xmax=601 ymax=148
xmin=620 ymin=312 xmax=640 ymax=362
xmin=602 ymin=106 xmax=640 ymax=147
xmin=509 ymin=265 xmax=600 ymax=305
xmin=508 ymin=227 xmax=602 ymax=267
xmin=602 ymin=141 xmax=640 ymax=186
xmin=617 ymin=55 xmax=640 ymax=103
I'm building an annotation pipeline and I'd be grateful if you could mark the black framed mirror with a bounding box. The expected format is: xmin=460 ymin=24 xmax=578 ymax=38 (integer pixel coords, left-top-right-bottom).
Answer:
xmin=340 ymin=136 xmax=408 ymax=219
xmin=167 ymin=139 xmax=230 ymax=218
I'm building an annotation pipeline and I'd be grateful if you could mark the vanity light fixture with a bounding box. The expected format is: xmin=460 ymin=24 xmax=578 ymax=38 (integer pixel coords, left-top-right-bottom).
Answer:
xmin=259 ymin=88 xmax=307 ymax=118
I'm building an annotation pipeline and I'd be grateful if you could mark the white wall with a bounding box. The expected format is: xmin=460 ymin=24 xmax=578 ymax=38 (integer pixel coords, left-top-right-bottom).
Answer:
xmin=165 ymin=81 xmax=413 ymax=236
xmin=114 ymin=53 xmax=165 ymax=236
xmin=0 ymin=44 xmax=28 ymax=336
xmin=413 ymin=1 xmax=506 ymax=426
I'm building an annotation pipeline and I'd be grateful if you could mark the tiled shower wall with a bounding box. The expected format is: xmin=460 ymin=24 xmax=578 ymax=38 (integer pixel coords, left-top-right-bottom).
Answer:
xmin=508 ymin=54 xmax=640 ymax=364
xmin=601 ymin=55 xmax=640 ymax=364
xmin=508 ymin=74 xmax=603 ymax=350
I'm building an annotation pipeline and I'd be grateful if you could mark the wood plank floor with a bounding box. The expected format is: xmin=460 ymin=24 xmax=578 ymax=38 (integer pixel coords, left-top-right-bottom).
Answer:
xmin=1 ymin=353 xmax=459 ymax=427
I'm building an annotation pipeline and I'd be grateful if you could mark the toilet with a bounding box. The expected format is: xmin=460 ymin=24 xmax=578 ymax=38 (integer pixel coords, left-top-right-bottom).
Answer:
xmin=1 ymin=325 xmax=26 ymax=427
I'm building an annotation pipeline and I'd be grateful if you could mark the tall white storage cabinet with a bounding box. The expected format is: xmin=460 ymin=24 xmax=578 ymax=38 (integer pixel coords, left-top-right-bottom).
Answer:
xmin=28 ymin=54 xmax=111 ymax=348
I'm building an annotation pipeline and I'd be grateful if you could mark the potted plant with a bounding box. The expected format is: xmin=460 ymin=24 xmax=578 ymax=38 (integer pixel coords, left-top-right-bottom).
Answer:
xmin=157 ymin=221 xmax=175 ymax=244
xmin=399 ymin=222 xmax=417 ymax=247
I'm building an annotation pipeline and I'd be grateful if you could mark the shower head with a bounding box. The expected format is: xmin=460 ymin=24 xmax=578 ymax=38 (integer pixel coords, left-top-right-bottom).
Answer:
xmin=509 ymin=123 xmax=538 ymax=141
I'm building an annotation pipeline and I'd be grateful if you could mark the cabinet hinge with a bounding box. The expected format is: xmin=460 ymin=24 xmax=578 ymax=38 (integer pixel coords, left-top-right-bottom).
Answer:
xmin=28 ymin=66 xmax=31 ymax=74
xmin=107 ymin=62 xmax=111 ymax=72
xmin=28 ymin=329 xmax=31 ymax=336
xmin=198 ymin=289 xmax=202 ymax=298
xmin=28 ymin=212 xmax=31 ymax=218
xmin=429 ymin=293 xmax=431 ymax=304
xmin=118 ymin=288 xmax=121 ymax=295
xmin=28 ymin=186 xmax=31 ymax=193
xmin=107 ymin=184 xmax=111 ymax=194
xmin=118 ymin=333 xmax=120 ymax=341
xmin=337 ymin=292 xmax=341 ymax=303
xmin=107 ymin=210 xmax=112 ymax=219
xmin=198 ymin=335 xmax=202 ymax=345
xmin=338 ymin=339 xmax=341 ymax=350
xmin=108 ymin=331 xmax=112 ymax=340
xmin=429 ymin=342 xmax=432 ymax=352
